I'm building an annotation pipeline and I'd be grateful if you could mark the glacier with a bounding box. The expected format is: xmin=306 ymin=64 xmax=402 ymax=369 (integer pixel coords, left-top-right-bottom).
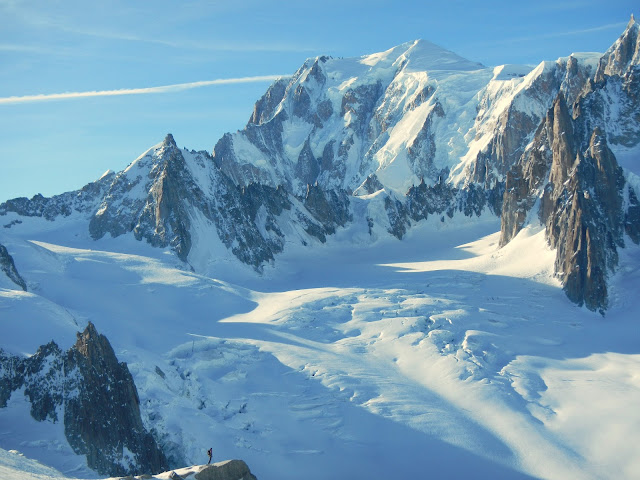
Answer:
xmin=2 ymin=217 xmax=640 ymax=479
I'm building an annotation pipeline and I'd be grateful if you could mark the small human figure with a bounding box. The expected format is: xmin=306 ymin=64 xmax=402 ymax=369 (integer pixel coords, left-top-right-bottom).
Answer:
xmin=207 ymin=448 xmax=212 ymax=465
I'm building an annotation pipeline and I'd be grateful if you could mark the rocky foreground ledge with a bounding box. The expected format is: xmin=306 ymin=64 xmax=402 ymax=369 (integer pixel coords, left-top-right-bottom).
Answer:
xmin=118 ymin=460 xmax=258 ymax=480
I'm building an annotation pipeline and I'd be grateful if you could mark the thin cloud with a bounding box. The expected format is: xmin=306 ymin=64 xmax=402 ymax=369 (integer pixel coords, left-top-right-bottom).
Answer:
xmin=477 ymin=21 xmax=627 ymax=48
xmin=0 ymin=4 xmax=321 ymax=54
xmin=0 ymin=44 xmax=47 ymax=53
xmin=14 ymin=13 xmax=321 ymax=54
xmin=0 ymin=43 xmax=82 ymax=57
xmin=68 ymin=27 xmax=321 ymax=53
xmin=522 ymin=1 xmax=599 ymax=13
xmin=530 ymin=21 xmax=628 ymax=40
xmin=0 ymin=75 xmax=287 ymax=105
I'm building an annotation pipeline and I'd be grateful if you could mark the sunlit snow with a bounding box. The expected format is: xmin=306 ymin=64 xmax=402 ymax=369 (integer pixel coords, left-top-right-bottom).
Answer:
xmin=2 ymin=212 xmax=640 ymax=480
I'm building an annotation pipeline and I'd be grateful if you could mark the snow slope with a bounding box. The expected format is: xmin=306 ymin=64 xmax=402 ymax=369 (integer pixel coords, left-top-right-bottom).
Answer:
xmin=0 ymin=448 xmax=70 ymax=480
xmin=2 ymin=214 xmax=640 ymax=480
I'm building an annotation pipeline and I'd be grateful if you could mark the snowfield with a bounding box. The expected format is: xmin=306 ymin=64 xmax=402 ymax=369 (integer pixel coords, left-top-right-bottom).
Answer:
xmin=2 ymin=214 xmax=640 ymax=480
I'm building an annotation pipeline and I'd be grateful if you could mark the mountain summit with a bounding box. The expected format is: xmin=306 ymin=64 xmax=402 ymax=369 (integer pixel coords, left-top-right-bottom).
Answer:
xmin=359 ymin=38 xmax=485 ymax=73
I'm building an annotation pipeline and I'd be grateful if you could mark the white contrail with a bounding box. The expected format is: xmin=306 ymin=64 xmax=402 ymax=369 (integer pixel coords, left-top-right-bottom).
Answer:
xmin=0 ymin=75 xmax=286 ymax=105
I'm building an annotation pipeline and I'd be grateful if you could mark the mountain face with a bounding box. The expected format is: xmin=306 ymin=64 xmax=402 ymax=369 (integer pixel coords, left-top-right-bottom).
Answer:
xmin=1 ymin=18 xmax=639 ymax=312
xmin=500 ymin=17 xmax=640 ymax=312
xmin=219 ymin=42 xmax=597 ymax=197
xmin=85 ymin=133 xmax=351 ymax=270
xmin=0 ymin=322 xmax=169 ymax=477
xmin=213 ymin=41 xmax=485 ymax=197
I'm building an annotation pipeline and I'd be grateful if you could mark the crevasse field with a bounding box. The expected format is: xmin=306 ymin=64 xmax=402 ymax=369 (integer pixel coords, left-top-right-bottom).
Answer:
xmin=1 ymin=212 xmax=640 ymax=480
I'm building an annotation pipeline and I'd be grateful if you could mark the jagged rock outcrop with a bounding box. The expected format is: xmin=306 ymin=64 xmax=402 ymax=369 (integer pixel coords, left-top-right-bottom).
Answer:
xmin=501 ymin=94 xmax=628 ymax=313
xmin=131 ymin=135 xmax=194 ymax=260
xmin=577 ymin=18 xmax=640 ymax=151
xmin=543 ymin=127 xmax=625 ymax=312
xmin=302 ymin=184 xmax=351 ymax=241
xmin=0 ymin=322 xmax=169 ymax=476
xmin=0 ymin=243 xmax=27 ymax=290
xmin=215 ymin=182 xmax=291 ymax=268
xmin=83 ymin=133 xmax=359 ymax=270
xmin=406 ymin=177 xmax=490 ymax=225
xmin=499 ymin=15 xmax=640 ymax=313
xmin=500 ymin=93 xmax=575 ymax=247
xmin=89 ymin=134 xmax=196 ymax=260
xmin=595 ymin=15 xmax=640 ymax=80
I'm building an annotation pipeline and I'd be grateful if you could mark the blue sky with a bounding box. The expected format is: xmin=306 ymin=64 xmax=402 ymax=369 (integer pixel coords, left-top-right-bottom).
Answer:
xmin=0 ymin=0 xmax=636 ymax=202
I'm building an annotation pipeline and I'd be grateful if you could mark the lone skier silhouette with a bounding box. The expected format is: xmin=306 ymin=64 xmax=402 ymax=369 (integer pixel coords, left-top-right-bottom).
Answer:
xmin=207 ymin=448 xmax=212 ymax=465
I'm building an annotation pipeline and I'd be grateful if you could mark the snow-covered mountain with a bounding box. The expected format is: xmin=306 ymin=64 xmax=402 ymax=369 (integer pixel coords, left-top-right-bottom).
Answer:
xmin=3 ymin=19 xmax=638 ymax=311
xmin=1 ymin=16 xmax=640 ymax=480
xmin=215 ymin=38 xmax=598 ymax=199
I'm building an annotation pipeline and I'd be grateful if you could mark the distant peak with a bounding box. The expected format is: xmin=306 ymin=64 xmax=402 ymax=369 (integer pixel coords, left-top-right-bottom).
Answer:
xmin=410 ymin=38 xmax=433 ymax=48
xmin=398 ymin=38 xmax=485 ymax=73
xmin=596 ymin=14 xmax=640 ymax=79
xmin=403 ymin=38 xmax=452 ymax=56
xmin=163 ymin=133 xmax=177 ymax=147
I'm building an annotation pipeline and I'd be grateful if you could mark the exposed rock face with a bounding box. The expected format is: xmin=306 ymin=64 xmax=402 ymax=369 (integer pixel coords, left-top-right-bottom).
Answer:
xmin=89 ymin=134 xmax=195 ymax=261
xmin=625 ymin=186 xmax=640 ymax=243
xmin=500 ymin=32 xmax=639 ymax=313
xmin=193 ymin=460 xmax=257 ymax=480
xmin=0 ymin=323 xmax=169 ymax=477
xmin=595 ymin=15 xmax=640 ymax=80
xmin=248 ymin=78 xmax=288 ymax=125
xmin=303 ymin=184 xmax=352 ymax=241
xmin=376 ymin=178 xmax=498 ymax=240
xmin=500 ymin=94 xmax=574 ymax=248
xmin=88 ymin=135 xmax=280 ymax=268
xmin=214 ymin=182 xmax=291 ymax=268
xmin=543 ymin=128 xmax=625 ymax=312
xmin=0 ymin=243 xmax=27 ymax=291
xmin=66 ymin=322 xmax=170 ymax=475
xmin=498 ymin=18 xmax=640 ymax=313
xmin=131 ymin=135 xmax=194 ymax=261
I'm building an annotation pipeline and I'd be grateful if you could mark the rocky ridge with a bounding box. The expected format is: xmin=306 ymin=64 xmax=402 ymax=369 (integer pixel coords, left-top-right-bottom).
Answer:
xmin=0 ymin=171 xmax=114 ymax=221
xmin=84 ymin=133 xmax=350 ymax=270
